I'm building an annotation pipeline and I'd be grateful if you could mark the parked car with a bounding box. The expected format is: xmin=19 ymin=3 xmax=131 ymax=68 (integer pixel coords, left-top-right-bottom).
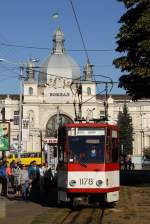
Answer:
xmin=142 ymin=157 xmax=150 ymax=168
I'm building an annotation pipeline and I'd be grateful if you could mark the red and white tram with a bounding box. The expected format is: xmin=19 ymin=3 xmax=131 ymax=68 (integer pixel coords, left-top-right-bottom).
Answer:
xmin=57 ymin=122 xmax=120 ymax=207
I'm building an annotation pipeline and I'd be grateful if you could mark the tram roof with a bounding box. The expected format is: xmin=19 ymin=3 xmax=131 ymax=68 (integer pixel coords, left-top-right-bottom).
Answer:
xmin=64 ymin=122 xmax=118 ymax=129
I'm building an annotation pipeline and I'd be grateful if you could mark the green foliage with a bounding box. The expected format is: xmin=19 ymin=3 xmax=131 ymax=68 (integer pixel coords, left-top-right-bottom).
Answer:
xmin=114 ymin=0 xmax=150 ymax=100
xmin=117 ymin=103 xmax=133 ymax=155
xmin=143 ymin=147 xmax=150 ymax=157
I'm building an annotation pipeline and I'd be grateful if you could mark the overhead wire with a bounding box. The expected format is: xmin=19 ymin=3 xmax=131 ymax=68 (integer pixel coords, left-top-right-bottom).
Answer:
xmin=0 ymin=65 xmax=119 ymax=93
xmin=0 ymin=32 xmax=22 ymax=61
xmin=0 ymin=63 xmax=118 ymax=86
xmin=33 ymin=69 xmax=118 ymax=88
xmin=69 ymin=0 xmax=97 ymax=118
xmin=69 ymin=0 xmax=90 ymax=62
xmin=82 ymin=89 xmax=106 ymax=104
xmin=0 ymin=42 xmax=114 ymax=52
xmin=0 ymin=64 xmax=117 ymax=85
xmin=0 ymin=66 xmax=121 ymax=108
xmin=69 ymin=0 xmax=101 ymax=94
xmin=35 ymin=64 xmax=113 ymax=68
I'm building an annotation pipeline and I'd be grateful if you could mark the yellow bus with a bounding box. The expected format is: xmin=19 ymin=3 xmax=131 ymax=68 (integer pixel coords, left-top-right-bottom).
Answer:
xmin=7 ymin=152 xmax=44 ymax=166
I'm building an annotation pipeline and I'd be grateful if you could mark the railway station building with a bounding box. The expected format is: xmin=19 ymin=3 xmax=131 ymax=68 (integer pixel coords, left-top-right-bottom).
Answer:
xmin=0 ymin=27 xmax=150 ymax=163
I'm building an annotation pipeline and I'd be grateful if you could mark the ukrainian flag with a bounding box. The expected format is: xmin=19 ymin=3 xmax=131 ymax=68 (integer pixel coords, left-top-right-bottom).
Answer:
xmin=52 ymin=12 xmax=59 ymax=19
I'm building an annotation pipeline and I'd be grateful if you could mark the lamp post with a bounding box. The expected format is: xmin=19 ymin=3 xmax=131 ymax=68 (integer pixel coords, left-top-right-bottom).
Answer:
xmin=39 ymin=130 xmax=44 ymax=164
xmin=18 ymin=66 xmax=24 ymax=157
xmin=0 ymin=58 xmax=38 ymax=157
xmin=1 ymin=107 xmax=6 ymax=160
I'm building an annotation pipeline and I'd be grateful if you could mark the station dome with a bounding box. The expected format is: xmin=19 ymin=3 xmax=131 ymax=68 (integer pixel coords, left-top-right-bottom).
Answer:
xmin=39 ymin=27 xmax=80 ymax=85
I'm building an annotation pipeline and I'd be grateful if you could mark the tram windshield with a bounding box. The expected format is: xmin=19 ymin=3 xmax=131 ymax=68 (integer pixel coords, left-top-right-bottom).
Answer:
xmin=68 ymin=135 xmax=105 ymax=163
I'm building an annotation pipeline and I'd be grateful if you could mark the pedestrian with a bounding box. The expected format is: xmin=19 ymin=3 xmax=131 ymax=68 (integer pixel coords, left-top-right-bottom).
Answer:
xmin=5 ymin=161 xmax=15 ymax=196
xmin=6 ymin=162 xmax=13 ymax=184
xmin=20 ymin=165 xmax=30 ymax=200
xmin=28 ymin=161 xmax=40 ymax=202
xmin=28 ymin=160 xmax=40 ymax=184
xmin=0 ymin=161 xmax=7 ymax=196
xmin=10 ymin=160 xmax=16 ymax=169
xmin=12 ymin=162 xmax=21 ymax=196
xmin=127 ymin=154 xmax=133 ymax=170
xmin=39 ymin=164 xmax=45 ymax=196
xmin=119 ymin=156 xmax=124 ymax=170
xmin=123 ymin=156 xmax=128 ymax=170
xmin=44 ymin=166 xmax=54 ymax=193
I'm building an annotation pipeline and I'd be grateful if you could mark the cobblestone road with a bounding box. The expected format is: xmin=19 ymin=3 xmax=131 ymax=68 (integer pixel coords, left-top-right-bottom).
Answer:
xmin=0 ymin=170 xmax=150 ymax=224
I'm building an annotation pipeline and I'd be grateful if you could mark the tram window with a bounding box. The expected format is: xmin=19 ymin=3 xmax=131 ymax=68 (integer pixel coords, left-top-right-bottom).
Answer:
xmin=68 ymin=136 xmax=104 ymax=163
xmin=112 ymin=138 xmax=119 ymax=162
xmin=106 ymin=129 xmax=112 ymax=163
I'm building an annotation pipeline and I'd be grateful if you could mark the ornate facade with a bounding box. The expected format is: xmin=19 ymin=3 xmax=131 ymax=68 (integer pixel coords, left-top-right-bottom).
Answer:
xmin=0 ymin=28 xmax=150 ymax=158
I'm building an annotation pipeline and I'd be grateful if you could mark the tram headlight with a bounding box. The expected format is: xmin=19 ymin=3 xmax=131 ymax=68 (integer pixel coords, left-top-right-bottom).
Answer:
xmin=96 ymin=179 xmax=103 ymax=187
xmin=69 ymin=180 xmax=76 ymax=187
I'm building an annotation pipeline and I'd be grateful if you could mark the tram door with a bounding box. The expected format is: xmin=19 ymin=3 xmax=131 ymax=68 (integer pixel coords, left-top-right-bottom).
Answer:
xmin=47 ymin=144 xmax=58 ymax=177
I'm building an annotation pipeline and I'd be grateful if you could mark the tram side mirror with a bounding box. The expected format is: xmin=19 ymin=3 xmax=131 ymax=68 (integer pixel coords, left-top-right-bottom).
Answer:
xmin=53 ymin=146 xmax=57 ymax=157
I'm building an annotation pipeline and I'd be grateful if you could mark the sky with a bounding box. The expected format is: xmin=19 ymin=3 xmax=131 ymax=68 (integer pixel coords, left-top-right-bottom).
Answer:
xmin=0 ymin=0 xmax=126 ymax=94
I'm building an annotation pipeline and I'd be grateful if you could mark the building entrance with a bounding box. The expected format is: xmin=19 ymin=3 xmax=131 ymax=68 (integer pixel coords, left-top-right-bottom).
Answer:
xmin=46 ymin=114 xmax=73 ymax=138
xmin=45 ymin=114 xmax=73 ymax=175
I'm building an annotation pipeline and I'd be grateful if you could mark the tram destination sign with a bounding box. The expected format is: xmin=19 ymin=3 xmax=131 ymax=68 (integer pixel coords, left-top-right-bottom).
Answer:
xmin=77 ymin=129 xmax=105 ymax=136
xmin=68 ymin=128 xmax=105 ymax=136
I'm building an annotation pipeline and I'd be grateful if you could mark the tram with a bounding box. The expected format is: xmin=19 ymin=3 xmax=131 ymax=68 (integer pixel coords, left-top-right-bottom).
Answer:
xmin=57 ymin=121 xmax=120 ymax=207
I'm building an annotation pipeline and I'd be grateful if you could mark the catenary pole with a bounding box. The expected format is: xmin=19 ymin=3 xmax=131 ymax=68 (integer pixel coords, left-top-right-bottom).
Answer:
xmin=18 ymin=66 xmax=24 ymax=158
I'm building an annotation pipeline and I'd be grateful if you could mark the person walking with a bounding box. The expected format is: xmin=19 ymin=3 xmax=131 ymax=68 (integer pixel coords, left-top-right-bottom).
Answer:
xmin=0 ymin=161 xmax=7 ymax=196
xmin=39 ymin=164 xmax=46 ymax=197
xmin=5 ymin=162 xmax=15 ymax=197
xmin=28 ymin=161 xmax=40 ymax=185
xmin=127 ymin=154 xmax=134 ymax=170
xmin=20 ymin=165 xmax=30 ymax=200
xmin=12 ymin=162 xmax=21 ymax=196
xmin=28 ymin=161 xmax=40 ymax=201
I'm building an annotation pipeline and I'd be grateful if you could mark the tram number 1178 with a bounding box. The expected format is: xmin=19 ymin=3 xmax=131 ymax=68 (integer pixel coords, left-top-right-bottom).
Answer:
xmin=79 ymin=178 xmax=93 ymax=185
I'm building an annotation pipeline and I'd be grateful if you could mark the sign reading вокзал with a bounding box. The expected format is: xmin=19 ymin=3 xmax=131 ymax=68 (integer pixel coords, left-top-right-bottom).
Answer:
xmin=0 ymin=122 xmax=10 ymax=151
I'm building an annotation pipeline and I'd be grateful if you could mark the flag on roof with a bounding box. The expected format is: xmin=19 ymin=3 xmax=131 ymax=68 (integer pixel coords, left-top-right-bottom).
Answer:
xmin=52 ymin=12 xmax=59 ymax=19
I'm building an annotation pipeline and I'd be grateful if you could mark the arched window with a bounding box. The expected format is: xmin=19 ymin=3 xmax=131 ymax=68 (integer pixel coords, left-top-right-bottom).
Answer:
xmin=46 ymin=114 xmax=73 ymax=137
xmin=28 ymin=110 xmax=34 ymax=127
xmin=87 ymin=87 xmax=91 ymax=96
xmin=29 ymin=87 xmax=33 ymax=96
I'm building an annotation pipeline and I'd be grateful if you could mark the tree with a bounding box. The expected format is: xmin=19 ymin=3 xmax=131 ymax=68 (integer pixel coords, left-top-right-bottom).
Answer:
xmin=113 ymin=0 xmax=150 ymax=100
xmin=143 ymin=147 xmax=150 ymax=158
xmin=117 ymin=103 xmax=133 ymax=155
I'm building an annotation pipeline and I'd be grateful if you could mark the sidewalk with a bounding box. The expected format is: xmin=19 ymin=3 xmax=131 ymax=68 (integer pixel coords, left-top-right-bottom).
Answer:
xmin=0 ymin=196 xmax=49 ymax=224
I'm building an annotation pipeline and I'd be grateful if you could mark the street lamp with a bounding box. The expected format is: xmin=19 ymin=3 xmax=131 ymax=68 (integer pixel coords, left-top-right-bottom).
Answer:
xmin=0 ymin=58 xmax=38 ymax=157
xmin=38 ymin=130 xmax=44 ymax=164
xmin=86 ymin=108 xmax=95 ymax=122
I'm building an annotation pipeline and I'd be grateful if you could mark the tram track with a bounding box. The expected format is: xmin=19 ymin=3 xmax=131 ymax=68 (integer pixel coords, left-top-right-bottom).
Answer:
xmin=60 ymin=209 xmax=82 ymax=224
xmin=99 ymin=208 xmax=105 ymax=224
xmin=2 ymin=185 xmax=150 ymax=224
xmin=59 ymin=207 xmax=105 ymax=224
